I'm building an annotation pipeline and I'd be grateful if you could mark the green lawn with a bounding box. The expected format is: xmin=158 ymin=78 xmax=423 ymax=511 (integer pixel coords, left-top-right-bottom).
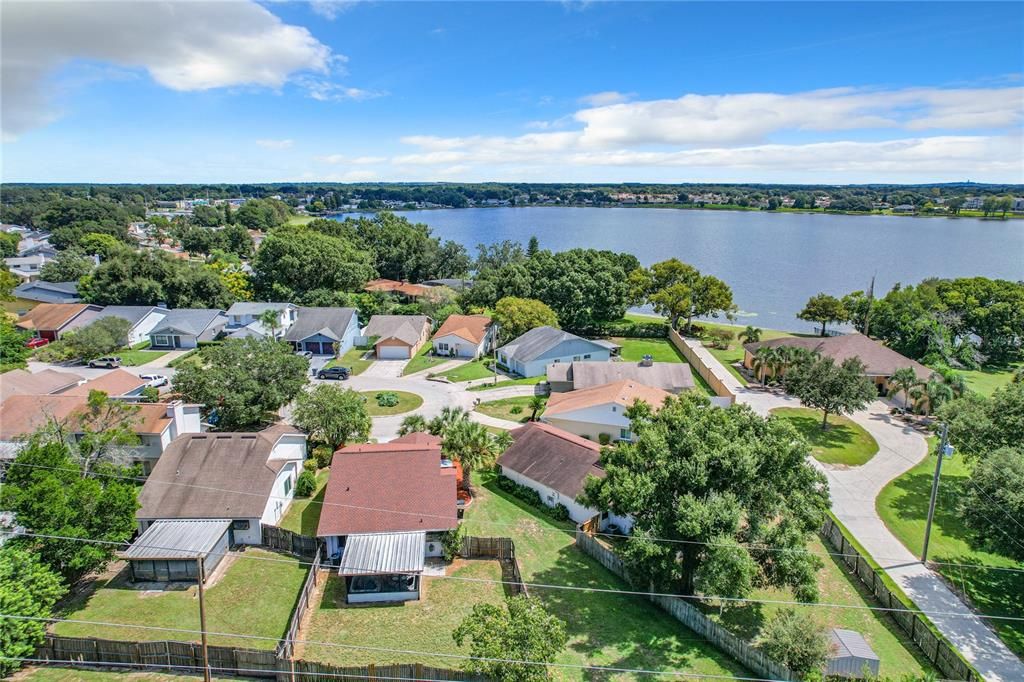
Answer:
xmin=402 ymin=344 xmax=449 ymax=376
xmin=55 ymin=549 xmax=307 ymax=650
xmin=325 ymin=346 xmax=374 ymax=376
xmin=706 ymin=534 xmax=934 ymax=677
xmin=474 ymin=396 xmax=540 ymax=423
xmin=118 ymin=349 xmax=170 ymax=367
xmin=360 ymin=390 xmax=423 ymax=416
xmin=167 ymin=349 xmax=200 ymax=369
xmin=613 ymin=336 xmax=685 ymax=363
xmin=466 ymin=375 xmax=546 ymax=391
xmin=770 ymin=407 xmax=879 ymax=466
xmin=436 ymin=358 xmax=495 ymax=382
xmin=460 ymin=472 xmax=751 ymax=679
xmin=877 ymin=442 xmax=1024 ymax=658
xmin=956 ymin=362 xmax=1022 ymax=397
xmin=279 ymin=469 xmax=328 ymax=536
xmin=286 ymin=214 xmax=315 ymax=226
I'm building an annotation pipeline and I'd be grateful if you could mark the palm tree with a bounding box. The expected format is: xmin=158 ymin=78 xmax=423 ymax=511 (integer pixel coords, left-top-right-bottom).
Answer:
xmin=751 ymin=346 xmax=775 ymax=384
xmin=258 ymin=308 xmax=281 ymax=339
xmin=493 ymin=430 xmax=514 ymax=452
xmin=428 ymin=406 xmax=468 ymax=436
xmin=939 ymin=370 xmax=967 ymax=398
xmin=443 ymin=420 xmax=498 ymax=493
xmin=739 ymin=325 xmax=762 ymax=344
xmin=528 ymin=395 xmax=547 ymax=421
xmin=912 ymin=375 xmax=954 ymax=415
xmin=398 ymin=414 xmax=428 ymax=436
xmin=889 ymin=367 xmax=920 ymax=414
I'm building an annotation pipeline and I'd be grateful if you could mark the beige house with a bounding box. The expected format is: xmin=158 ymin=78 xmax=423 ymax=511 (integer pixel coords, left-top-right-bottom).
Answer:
xmin=362 ymin=315 xmax=432 ymax=360
xmin=541 ymin=380 xmax=672 ymax=443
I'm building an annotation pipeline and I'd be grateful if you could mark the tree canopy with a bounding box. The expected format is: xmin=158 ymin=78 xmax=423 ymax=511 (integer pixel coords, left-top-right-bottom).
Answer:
xmin=492 ymin=296 xmax=559 ymax=344
xmin=0 ymin=546 xmax=67 ymax=677
xmin=630 ymin=258 xmax=735 ymax=331
xmin=797 ymin=293 xmax=848 ymax=336
xmin=252 ymin=227 xmax=375 ymax=302
xmin=39 ymin=248 xmax=95 ymax=283
xmin=291 ymin=384 xmax=371 ymax=450
xmin=79 ymin=249 xmax=234 ymax=308
xmin=582 ymin=393 xmax=829 ymax=598
xmin=783 ymin=355 xmax=876 ymax=428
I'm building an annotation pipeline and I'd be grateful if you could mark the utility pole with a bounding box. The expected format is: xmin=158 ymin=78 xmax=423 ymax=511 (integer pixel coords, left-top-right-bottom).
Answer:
xmin=196 ymin=556 xmax=211 ymax=682
xmin=921 ymin=423 xmax=953 ymax=563
xmin=863 ymin=273 xmax=875 ymax=337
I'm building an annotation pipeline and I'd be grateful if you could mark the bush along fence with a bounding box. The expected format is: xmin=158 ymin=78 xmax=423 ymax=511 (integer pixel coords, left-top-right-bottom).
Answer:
xmin=460 ymin=534 xmax=529 ymax=597
xmin=574 ymin=528 xmax=797 ymax=682
xmin=820 ymin=516 xmax=980 ymax=682
xmin=668 ymin=328 xmax=736 ymax=406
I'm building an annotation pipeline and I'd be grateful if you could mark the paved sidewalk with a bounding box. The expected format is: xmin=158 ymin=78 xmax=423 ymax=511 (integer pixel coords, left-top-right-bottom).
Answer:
xmin=468 ymin=411 xmax=523 ymax=431
xmin=139 ymin=349 xmax=190 ymax=369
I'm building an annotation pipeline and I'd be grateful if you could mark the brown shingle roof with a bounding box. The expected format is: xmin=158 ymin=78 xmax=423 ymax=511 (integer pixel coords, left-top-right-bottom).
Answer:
xmin=63 ymin=369 xmax=147 ymax=397
xmin=363 ymin=315 xmax=431 ymax=347
xmin=0 ymin=395 xmax=172 ymax=440
xmin=432 ymin=314 xmax=492 ymax=345
xmin=0 ymin=369 xmax=83 ymax=402
xmin=390 ymin=432 xmax=443 ymax=447
xmin=137 ymin=427 xmax=304 ymax=520
xmin=743 ymin=333 xmax=931 ymax=380
xmin=498 ymin=422 xmax=604 ymax=500
xmin=316 ymin=441 xmax=457 ymax=537
xmin=544 ymin=380 xmax=672 ymax=417
xmin=16 ymin=303 xmax=95 ymax=331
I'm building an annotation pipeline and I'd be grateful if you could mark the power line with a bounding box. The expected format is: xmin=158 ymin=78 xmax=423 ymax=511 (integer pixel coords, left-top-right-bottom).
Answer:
xmin=8 ymin=459 xmax=1024 ymax=575
xmin=0 ymin=614 xmax=791 ymax=682
xmin=14 ymin=531 xmax=1024 ymax=624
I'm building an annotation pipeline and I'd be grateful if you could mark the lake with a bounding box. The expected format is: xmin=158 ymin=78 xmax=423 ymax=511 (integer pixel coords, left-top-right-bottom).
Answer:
xmin=335 ymin=207 xmax=1024 ymax=333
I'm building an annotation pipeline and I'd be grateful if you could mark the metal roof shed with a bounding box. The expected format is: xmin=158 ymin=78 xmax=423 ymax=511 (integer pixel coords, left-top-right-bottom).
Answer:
xmin=826 ymin=628 xmax=880 ymax=678
xmin=338 ymin=531 xmax=426 ymax=604
xmin=124 ymin=519 xmax=231 ymax=583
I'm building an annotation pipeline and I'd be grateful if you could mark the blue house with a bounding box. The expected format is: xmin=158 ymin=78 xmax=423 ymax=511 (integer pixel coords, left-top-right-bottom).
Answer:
xmin=284 ymin=307 xmax=360 ymax=356
xmin=496 ymin=326 xmax=615 ymax=377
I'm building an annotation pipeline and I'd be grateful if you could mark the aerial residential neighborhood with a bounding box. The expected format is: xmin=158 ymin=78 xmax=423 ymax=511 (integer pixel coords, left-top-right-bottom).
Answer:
xmin=1 ymin=1 xmax=1022 ymax=682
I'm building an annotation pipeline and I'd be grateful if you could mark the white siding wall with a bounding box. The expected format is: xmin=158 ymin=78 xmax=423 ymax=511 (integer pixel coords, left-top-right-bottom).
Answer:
xmin=130 ymin=311 xmax=168 ymax=346
xmin=542 ymin=403 xmax=633 ymax=442
xmin=337 ymin=313 xmax=360 ymax=355
xmin=230 ymin=519 xmax=262 ymax=545
xmin=261 ymin=461 xmax=299 ymax=528
xmin=503 ymin=468 xmax=597 ymax=524
xmin=432 ymin=334 xmax=485 ymax=359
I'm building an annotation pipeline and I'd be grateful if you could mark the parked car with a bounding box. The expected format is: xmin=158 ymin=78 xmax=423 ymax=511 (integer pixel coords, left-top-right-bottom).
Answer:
xmin=25 ymin=337 xmax=50 ymax=349
xmin=139 ymin=374 xmax=169 ymax=388
xmin=295 ymin=350 xmax=313 ymax=359
xmin=88 ymin=356 xmax=122 ymax=369
xmin=317 ymin=366 xmax=351 ymax=380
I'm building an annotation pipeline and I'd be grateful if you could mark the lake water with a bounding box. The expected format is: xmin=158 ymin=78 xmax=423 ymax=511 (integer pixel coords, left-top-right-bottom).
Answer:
xmin=337 ymin=207 xmax=1024 ymax=333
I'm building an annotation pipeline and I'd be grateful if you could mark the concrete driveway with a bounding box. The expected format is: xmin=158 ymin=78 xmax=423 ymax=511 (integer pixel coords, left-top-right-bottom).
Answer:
xmin=360 ymin=359 xmax=409 ymax=379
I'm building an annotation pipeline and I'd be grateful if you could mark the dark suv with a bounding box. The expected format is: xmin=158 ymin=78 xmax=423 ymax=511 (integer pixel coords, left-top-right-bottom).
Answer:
xmin=317 ymin=366 xmax=351 ymax=380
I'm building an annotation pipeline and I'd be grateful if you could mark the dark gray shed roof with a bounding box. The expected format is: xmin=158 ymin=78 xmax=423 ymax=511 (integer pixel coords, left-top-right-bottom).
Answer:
xmin=285 ymin=307 xmax=357 ymax=343
xmin=498 ymin=326 xmax=606 ymax=363
xmin=829 ymin=628 xmax=880 ymax=660
xmin=12 ymin=280 xmax=80 ymax=304
xmin=338 ymin=531 xmax=426 ymax=576
xmin=551 ymin=360 xmax=695 ymax=393
xmin=123 ymin=519 xmax=231 ymax=560
xmin=67 ymin=305 xmax=166 ymax=332
xmin=150 ymin=309 xmax=227 ymax=337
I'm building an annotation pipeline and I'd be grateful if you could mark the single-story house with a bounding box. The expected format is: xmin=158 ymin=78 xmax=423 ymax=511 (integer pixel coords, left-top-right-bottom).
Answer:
xmin=0 ymin=369 xmax=84 ymax=403
xmin=64 ymin=306 xmax=169 ymax=347
xmin=11 ymin=280 xmax=80 ymax=304
xmin=225 ymin=302 xmax=297 ymax=339
xmin=16 ymin=303 xmax=103 ymax=341
xmin=62 ymin=368 xmax=149 ymax=400
xmin=430 ymin=314 xmax=496 ymax=359
xmin=825 ymin=628 xmax=880 ymax=679
xmin=496 ymin=326 xmax=612 ymax=378
xmin=362 ymin=315 xmax=432 ymax=360
xmin=284 ymin=307 xmax=360 ymax=356
xmin=547 ymin=358 xmax=694 ymax=393
xmin=148 ymin=309 xmax=228 ymax=349
xmin=136 ymin=425 xmax=307 ymax=543
xmin=542 ymin=380 xmax=672 ymax=443
xmin=742 ymin=333 xmax=932 ymax=396
xmin=317 ymin=433 xmax=458 ymax=603
xmin=0 ymin=396 xmax=202 ymax=470
xmin=123 ymin=519 xmax=231 ymax=584
xmin=498 ymin=421 xmax=632 ymax=531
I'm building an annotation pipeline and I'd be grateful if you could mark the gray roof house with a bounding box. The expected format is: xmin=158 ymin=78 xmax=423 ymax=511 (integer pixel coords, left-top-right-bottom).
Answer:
xmin=547 ymin=358 xmax=695 ymax=393
xmin=65 ymin=305 xmax=169 ymax=346
xmin=149 ymin=309 xmax=227 ymax=350
xmin=225 ymin=302 xmax=298 ymax=339
xmin=284 ymin=307 xmax=360 ymax=356
xmin=496 ymin=326 xmax=613 ymax=378
xmin=12 ymin=280 xmax=80 ymax=304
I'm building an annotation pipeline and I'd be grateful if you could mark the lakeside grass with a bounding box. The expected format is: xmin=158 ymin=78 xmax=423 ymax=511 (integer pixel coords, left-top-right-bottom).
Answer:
xmin=770 ymin=407 xmax=879 ymax=466
xmin=876 ymin=440 xmax=1024 ymax=657
xmin=956 ymin=362 xmax=1022 ymax=397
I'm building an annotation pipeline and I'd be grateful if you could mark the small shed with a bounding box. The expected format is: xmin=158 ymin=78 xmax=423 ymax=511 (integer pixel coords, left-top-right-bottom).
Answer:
xmin=338 ymin=531 xmax=426 ymax=604
xmin=826 ymin=628 xmax=880 ymax=678
xmin=124 ymin=519 xmax=231 ymax=583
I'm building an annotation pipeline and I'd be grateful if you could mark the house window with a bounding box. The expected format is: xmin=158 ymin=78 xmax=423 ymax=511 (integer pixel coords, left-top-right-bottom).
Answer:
xmin=153 ymin=335 xmax=170 ymax=347
xmin=611 ymin=406 xmax=616 ymax=412
xmin=619 ymin=428 xmax=632 ymax=440
xmin=573 ymin=355 xmax=581 ymax=361
xmin=231 ymin=520 xmax=250 ymax=531
xmin=438 ymin=342 xmax=449 ymax=351
xmin=284 ymin=477 xmax=292 ymax=496
xmin=584 ymin=354 xmax=591 ymax=359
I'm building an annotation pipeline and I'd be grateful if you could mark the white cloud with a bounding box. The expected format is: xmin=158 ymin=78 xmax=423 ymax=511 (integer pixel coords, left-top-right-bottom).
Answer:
xmin=256 ymin=139 xmax=294 ymax=149
xmin=299 ymin=78 xmax=386 ymax=102
xmin=309 ymin=1 xmax=358 ymax=21
xmin=2 ymin=0 xmax=333 ymax=141
xmin=578 ymin=91 xmax=631 ymax=107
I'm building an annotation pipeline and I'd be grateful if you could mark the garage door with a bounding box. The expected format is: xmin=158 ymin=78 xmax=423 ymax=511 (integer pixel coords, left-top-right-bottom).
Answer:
xmin=378 ymin=344 xmax=410 ymax=360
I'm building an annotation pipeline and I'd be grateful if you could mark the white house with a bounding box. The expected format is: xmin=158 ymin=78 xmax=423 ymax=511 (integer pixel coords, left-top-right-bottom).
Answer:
xmin=149 ymin=309 xmax=228 ymax=349
xmin=136 ymin=425 xmax=307 ymax=544
xmin=430 ymin=314 xmax=496 ymax=359
xmin=65 ymin=306 xmax=169 ymax=346
xmin=541 ymin=380 xmax=672 ymax=443
xmin=3 ymin=254 xmax=49 ymax=281
xmin=496 ymin=326 xmax=613 ymax=378
xmin=225 ymin=302 xmax=298 ymax=340
xmin=498 ymin=421 xmax=632 ymax=532
xmin=284 ymin=307 xmax=360 ymax=356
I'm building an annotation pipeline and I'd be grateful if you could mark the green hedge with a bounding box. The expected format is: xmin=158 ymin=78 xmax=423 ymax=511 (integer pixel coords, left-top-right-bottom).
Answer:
xmin=496 ymin=474 xmax=570 ymax=522
xmin=566 ymin=320 xmax=668 ymax=339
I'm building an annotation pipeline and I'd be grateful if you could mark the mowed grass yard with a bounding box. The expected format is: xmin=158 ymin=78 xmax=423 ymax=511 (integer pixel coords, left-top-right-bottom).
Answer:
xmin=279 ymin=469 xmax=329 ymax=536
xmin=473 ymin=396 xmax=540 ymax=423
xmin=300 ymin=560 xmax=507 ymax=667
xmin=706 ymin=534 xmax=934 ymax=677
xmin=956 ymin=362 xmax=1022 ymax=396
xmin=770 ymin=407 xmax=879 ymax=466
xmin=325 ymin=346 xmax=374 ymax=376
xmin=402 ymin=344 xmax=449 ymax=375
xmin=613 ymin=337 xmax=715 ymax=397
xmin=360 ymin=390 xmax=423 ymax=416
xmin=467 ymin=375 xmax=545 ymax=391
xmin=118 ymin=349 xmax=170 ymax=366
xmin=460 ymin=472 xmax=751 ymax=679
xmin=877 ymin=442 xmax=1024 ymax=658
xmin=54 ymin=549 xmax=307 ymax=650
xmin=436 ymin=358 xmax=495 ymax=382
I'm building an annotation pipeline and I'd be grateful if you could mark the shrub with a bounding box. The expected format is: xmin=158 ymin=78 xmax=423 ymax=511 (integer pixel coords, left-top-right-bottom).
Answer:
xmin=313 ymin=445 xmax=334 ymax=469
xmin=497 ymin=475 xmax=573 ymax=524
xmin=705 ymin=327 xmax=735 ymax=349
xmin=140 ymin=386 xmax=160 ymax=403
xmin=755 ymin=609 xmax=830 ymax=677
xmin=303 ymin=458 xmax=318 ymax=473
xmin=375 ymin=391 xmax=400 ymax=407
xmin=566 ymin=320 xmax=668 ymax=339
xmin=510 ymin=405 xmax=523 ymax=415
xmin=442 ymin=523 xmax=468 ymax=561
xmin=598 ymin=433 xmax=612 ymax=445
xmin=294 ymin=470 xmax=317 ymax=497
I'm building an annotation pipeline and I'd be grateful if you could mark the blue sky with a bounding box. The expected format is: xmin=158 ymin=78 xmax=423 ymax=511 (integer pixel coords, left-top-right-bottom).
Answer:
xmin=2 ymin=1 xmax=1022 ymax=183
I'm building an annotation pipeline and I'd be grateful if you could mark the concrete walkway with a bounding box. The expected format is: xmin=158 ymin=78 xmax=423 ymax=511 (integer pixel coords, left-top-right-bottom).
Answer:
xmin=360 ymin=358 xmax=409 ymax=379
xmin=468 ymin=411 xmax=524 ymax=431
xmin=139 ymin=349 xmax=190 ymax=369
xmin=692 ymin=347 xmax=1024 ymax=680
xmin=402 ymin=358 xmax=467 ymax=378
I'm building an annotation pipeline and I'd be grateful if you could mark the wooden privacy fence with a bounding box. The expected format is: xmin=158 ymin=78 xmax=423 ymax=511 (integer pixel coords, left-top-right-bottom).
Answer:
xmin=278 ymin=546 xmax=323 ymax=660
xmin=820 ymin=517 xmax=980 ymax=681
xmin=575 ymin=530 xmax=797 ymax=682
xmin=668 ymin=329 xmax=736 ymax=405
xmin=461 ymin=535 xmax=528 ymax=597
xmin=36 ymin=635 xmax=479 ymax=681
xmin=262 ymin=525 xmax=320 ymax=560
